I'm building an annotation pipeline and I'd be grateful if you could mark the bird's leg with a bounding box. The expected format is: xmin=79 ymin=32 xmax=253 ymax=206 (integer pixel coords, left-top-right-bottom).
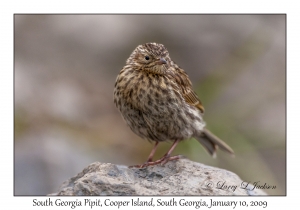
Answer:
xmin=159 ymin=139 xmax=182 ymax=165
xmin=130 ymin=140 xmax=183 ymax=168
xmin=146 ymin=141 xmax=159 ymax=162
xmin=140 ymin=139 xmax=183 ymax=167
xmin=129 ymin=141 xmax=159 ymax=168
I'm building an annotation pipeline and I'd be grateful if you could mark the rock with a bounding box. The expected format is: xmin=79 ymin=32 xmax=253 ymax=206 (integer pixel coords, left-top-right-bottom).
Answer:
xmin=50 ymin=159 xmax=266 ymax=195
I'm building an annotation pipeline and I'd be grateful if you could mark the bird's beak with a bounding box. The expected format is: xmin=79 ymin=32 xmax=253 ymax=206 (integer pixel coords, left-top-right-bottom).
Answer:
xmin=156 ymin=58 xmax=167 ymax=65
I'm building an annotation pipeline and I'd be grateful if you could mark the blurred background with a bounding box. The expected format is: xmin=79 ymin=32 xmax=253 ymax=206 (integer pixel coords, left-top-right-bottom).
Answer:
xmin=14 ymin=15 xmax=285 ymax=195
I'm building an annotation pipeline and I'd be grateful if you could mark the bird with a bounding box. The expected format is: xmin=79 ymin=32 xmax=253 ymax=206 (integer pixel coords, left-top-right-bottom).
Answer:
xmin=114 ymin=42 xmax=234 ymax=168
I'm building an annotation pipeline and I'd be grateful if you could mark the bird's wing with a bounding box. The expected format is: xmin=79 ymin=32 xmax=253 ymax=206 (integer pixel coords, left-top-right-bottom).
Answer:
xmin=167 ymin=66 xmax=205 ymax=113
xmin=183 ymin=88 xmax=205 ymax=113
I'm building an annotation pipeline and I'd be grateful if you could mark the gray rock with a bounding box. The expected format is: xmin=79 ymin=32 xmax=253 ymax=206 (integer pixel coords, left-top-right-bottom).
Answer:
xmin=50 ymin=159 xmax=266 ymax=196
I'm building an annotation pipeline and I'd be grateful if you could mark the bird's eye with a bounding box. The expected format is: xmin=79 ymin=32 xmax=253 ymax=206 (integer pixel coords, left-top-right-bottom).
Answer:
xmin=145 ymin=56 xmax=150 ymax=60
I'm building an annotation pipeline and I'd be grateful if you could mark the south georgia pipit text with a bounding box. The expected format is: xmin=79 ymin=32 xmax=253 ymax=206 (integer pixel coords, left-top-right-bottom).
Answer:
xmin=33 ymin=198 xmax=268 ymax=209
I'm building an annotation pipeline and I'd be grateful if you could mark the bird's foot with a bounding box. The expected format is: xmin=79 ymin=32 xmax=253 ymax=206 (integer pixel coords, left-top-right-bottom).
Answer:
xmin=129 ymin=155 xmax=184 ymax=168
xmin=160 ymin=154 xmax=183 ymax=165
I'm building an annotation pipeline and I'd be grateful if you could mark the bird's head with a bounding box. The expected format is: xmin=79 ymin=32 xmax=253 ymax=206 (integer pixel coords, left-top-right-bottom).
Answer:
xmin=126 ymin=43 xmax=171 ymax=75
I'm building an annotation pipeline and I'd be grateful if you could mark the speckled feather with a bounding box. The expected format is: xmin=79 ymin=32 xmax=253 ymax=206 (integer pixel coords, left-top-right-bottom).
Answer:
xmin=114 ymin=43 xmax=234 ymax=157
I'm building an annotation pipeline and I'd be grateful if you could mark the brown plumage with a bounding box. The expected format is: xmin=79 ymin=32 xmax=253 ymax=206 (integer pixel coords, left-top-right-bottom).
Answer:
xmin=114 ymin=42 xmax=234 ymax=168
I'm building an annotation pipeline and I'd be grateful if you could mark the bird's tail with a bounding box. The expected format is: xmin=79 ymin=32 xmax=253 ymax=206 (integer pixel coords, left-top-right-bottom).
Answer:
xmin=195 ymin=128 xmax=234 ymax=158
